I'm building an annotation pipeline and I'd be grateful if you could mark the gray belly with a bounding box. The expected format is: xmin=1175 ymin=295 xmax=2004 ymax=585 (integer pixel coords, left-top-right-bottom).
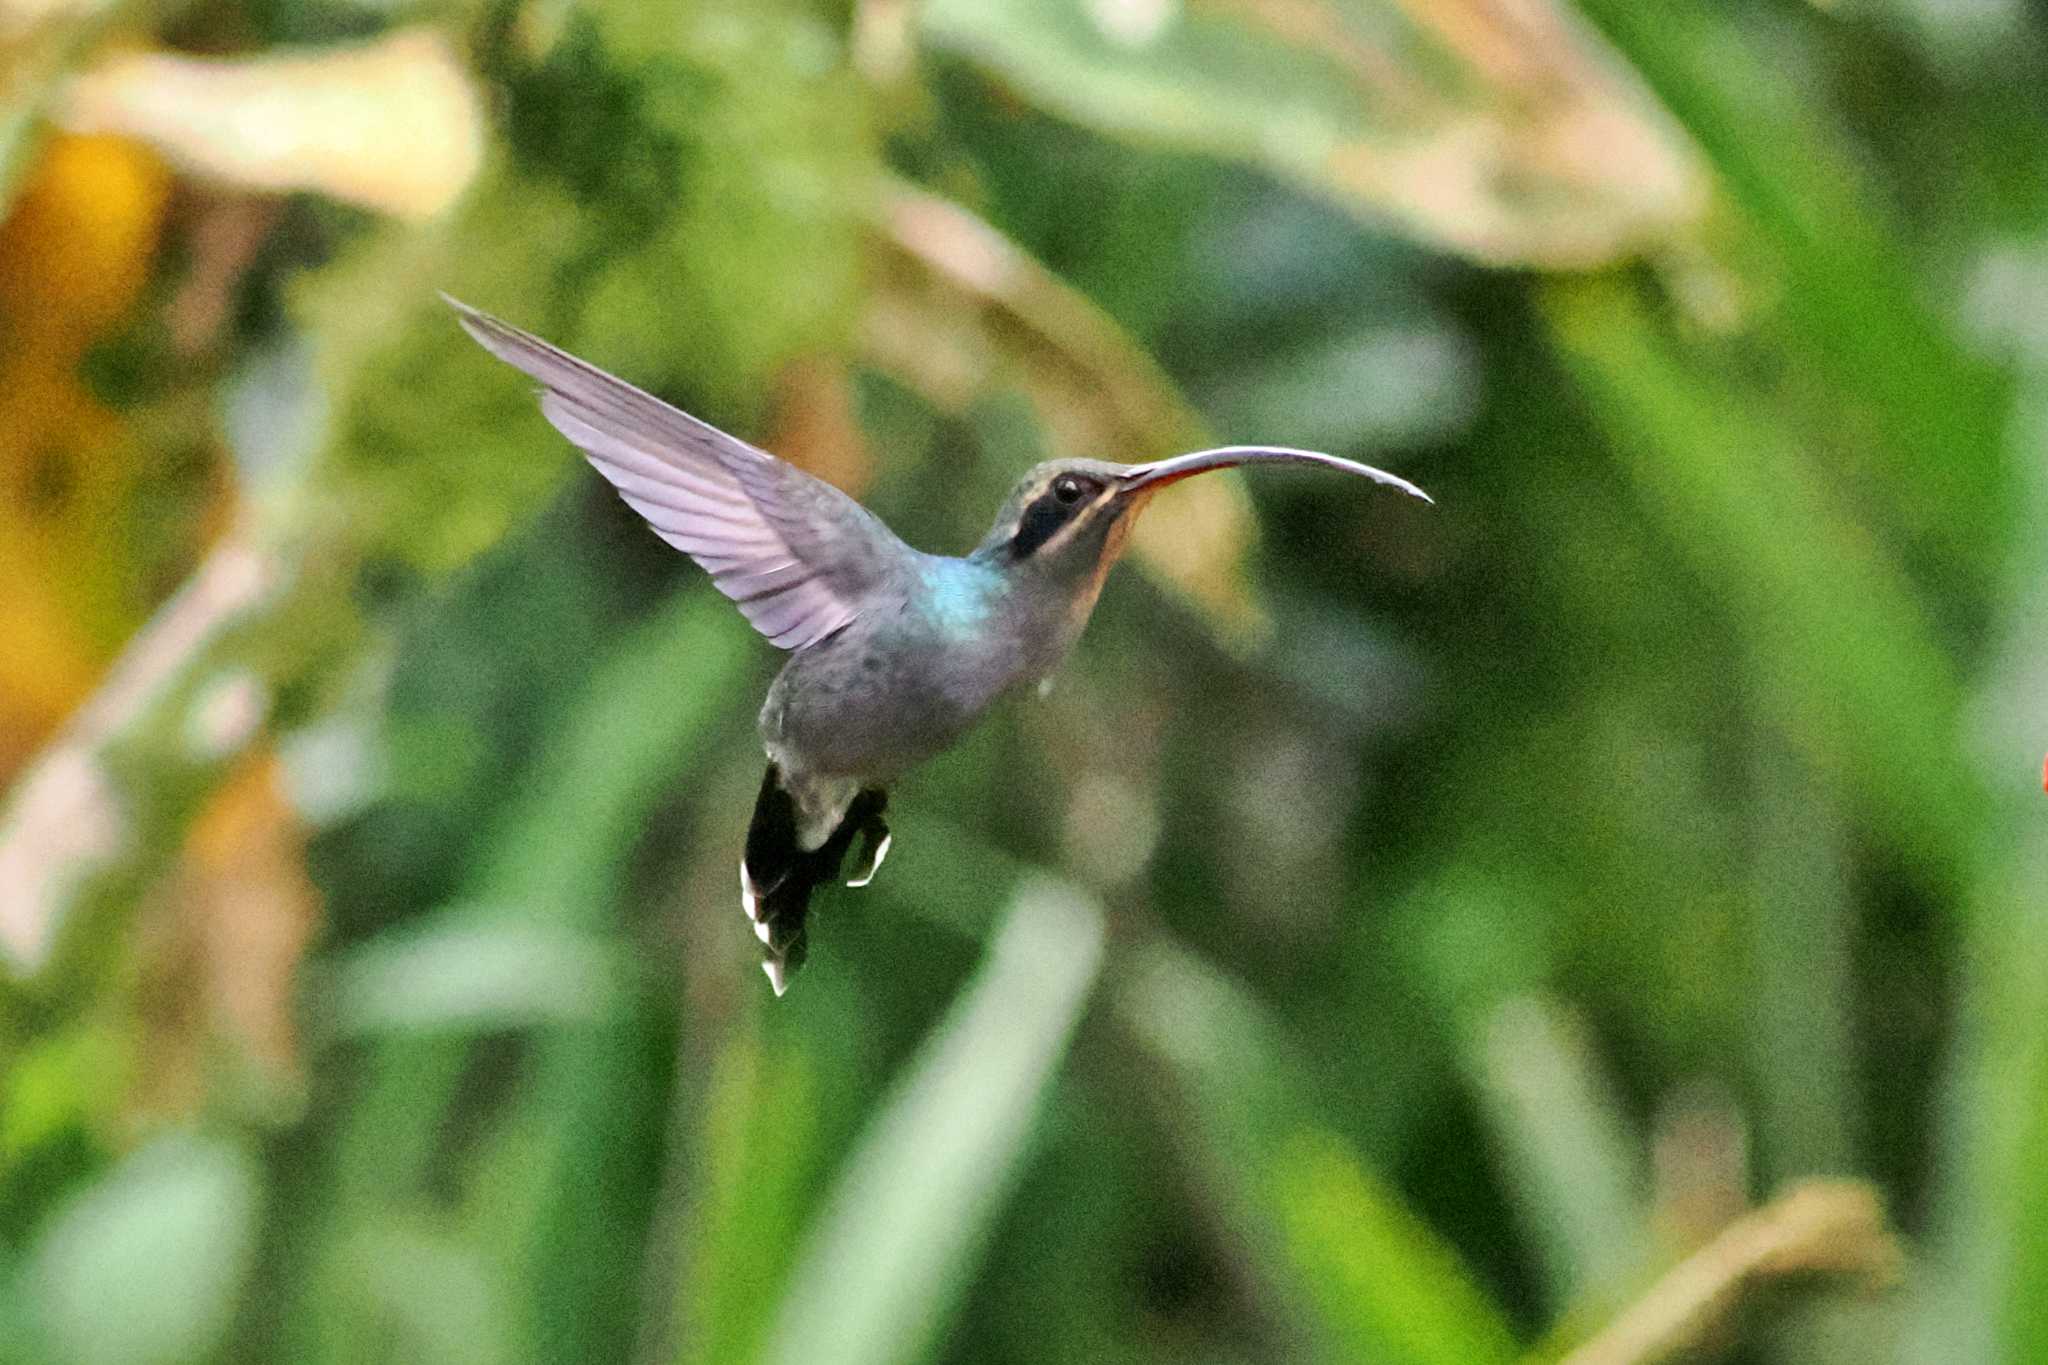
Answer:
xmin=758 ymin=623 xmax=1016 ymax=782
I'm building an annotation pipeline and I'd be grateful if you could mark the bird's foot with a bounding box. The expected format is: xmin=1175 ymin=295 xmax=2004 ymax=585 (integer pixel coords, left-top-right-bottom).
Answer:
xmin=845 ymin=801 xmax=891 ymax=888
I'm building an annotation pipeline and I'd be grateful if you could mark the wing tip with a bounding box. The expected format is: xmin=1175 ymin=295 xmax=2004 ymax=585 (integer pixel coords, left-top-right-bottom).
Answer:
xmin=441 ymin=293 xmax=535 ymax=369
xmin=439 ymin=290 xmax=489 ymax=337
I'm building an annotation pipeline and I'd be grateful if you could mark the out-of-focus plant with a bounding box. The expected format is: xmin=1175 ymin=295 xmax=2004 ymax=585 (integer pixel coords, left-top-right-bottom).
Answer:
xmin=1 ymin=0 xmax=2040 ymax=1362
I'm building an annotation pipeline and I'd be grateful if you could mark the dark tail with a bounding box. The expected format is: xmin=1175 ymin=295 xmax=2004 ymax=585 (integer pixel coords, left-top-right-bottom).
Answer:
xmin=741 ymin=765 xmax=889 ymax=995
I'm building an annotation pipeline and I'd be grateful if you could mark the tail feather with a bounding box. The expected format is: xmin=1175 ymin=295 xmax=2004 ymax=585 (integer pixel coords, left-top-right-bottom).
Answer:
xmin=741 ymin=765 xmax=888 ymax=995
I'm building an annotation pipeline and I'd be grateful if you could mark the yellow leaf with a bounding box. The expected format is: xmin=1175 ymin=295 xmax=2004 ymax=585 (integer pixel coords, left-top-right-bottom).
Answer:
xmin=0 ymin=132 xmax=172 ymax=771
xmin=0 ymin=131 xmax=168 ymax=350
xmin=58 ymin=28 xmax=483 ymax=221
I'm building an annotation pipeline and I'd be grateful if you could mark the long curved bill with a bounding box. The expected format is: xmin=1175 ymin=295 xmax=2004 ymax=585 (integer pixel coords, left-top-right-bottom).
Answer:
xmin=1118 ymin=445 xmax=1432 ymax=504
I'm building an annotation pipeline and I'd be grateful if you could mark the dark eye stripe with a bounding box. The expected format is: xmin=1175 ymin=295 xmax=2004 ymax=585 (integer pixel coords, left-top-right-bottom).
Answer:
xmin=1011 ymin=491 xmax=1079 ymax=558
xmin=1009 ymin=473 xmax=1108 ymax=558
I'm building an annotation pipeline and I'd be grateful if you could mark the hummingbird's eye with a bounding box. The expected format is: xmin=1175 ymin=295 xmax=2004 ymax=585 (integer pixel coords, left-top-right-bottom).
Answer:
xmin=1052 ymin=476 xmax=1086 ymax=504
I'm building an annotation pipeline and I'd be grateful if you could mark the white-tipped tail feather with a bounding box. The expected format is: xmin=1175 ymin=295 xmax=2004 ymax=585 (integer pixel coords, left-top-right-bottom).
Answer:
xmin=741 ymin=765 xmax=890 ymax=997
xmin=741 ymin=861 xmax=762 ymax=921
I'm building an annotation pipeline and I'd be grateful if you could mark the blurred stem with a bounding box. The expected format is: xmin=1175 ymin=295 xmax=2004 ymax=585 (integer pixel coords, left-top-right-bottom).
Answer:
xmin=1933 ymin=371 xmax=2048 ymax=1363
xmin=1468 ymin=994 xmax=1648 ymax=1315
xmin=1555 ymin=1181 xmax=1900 ymax=1365
xmin=662 ymin=1029 xmax=821 ymax=1365
xmin=1747 ymin=743 xmax=1859 ymax=1178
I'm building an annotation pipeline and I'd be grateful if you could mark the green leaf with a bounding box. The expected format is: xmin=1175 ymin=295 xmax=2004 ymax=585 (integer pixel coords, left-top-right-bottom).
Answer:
xmin=566 ymin=0 xmax=876 ymax=418
xmin=1463 ymin=996 xmax=1647 ymax=1311
xmin=1121 ymin=944 xmax=1520 ymax=1365
xmin=322 ymin=917 xmax=625 ymax=1037
xmin=1270 ymin=1131 xmax=1518 ymax=1365
xmin=291 ymin=589 xmax=747 ymax=1360
xmin=1568 ymin=0 xmax=2009 ymax=593
xmin=460 ymin=591 xmax=751 ymax=913
xmin=673 ymin=1034 xmax=823 ymax=1365
xmin=1542 ymin=275 xmax=1978 ymax=891
xmin=920 ymin=0 xmax=1704 ymax=267
xmin=27 ymin=1132 xmax=262 ymax=1365
xmin=762 ymin=878 xmax=1105 ymax=1365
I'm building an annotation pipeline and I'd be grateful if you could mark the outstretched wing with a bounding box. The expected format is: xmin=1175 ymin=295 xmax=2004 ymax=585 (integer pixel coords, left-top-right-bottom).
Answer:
xmin=449 ymin=297 xmax=906 ymax=651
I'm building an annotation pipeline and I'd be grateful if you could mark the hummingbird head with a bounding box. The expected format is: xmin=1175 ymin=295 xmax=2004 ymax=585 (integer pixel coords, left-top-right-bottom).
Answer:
xmin=973 ymin=458 xmax=1136 ymax=576
xmin=972 ymin=446 xmax=1432 ymax=581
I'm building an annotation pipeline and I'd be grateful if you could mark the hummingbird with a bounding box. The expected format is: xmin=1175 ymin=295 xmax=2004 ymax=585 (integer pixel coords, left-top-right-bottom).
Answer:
xmin=448 ymin=298 xmax=1430 ymax=994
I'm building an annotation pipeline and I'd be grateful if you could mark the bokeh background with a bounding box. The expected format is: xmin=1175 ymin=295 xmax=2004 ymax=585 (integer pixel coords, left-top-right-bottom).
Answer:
xmin=2 ymin=0 xmax=2045 ymax=1361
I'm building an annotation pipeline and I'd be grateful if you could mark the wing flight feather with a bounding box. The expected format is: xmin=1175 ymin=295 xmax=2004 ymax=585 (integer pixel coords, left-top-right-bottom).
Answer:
xmin=449 ymin=297 xmax=903 ymax=651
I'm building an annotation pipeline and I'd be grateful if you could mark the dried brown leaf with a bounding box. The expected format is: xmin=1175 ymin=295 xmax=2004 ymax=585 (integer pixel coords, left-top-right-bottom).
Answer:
xmin=1561 ymin=1179 xmax=1904 ymax=1365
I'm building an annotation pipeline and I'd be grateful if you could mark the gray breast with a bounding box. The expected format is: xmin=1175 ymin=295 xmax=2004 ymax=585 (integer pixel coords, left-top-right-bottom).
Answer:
xmin=758 ymin=609 xmax=1014 ymax=782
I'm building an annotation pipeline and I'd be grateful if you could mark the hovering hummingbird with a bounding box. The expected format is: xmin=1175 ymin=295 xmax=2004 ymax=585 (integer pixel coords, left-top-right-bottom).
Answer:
xmin=449 ymin=298 xmax=1430 ymax=994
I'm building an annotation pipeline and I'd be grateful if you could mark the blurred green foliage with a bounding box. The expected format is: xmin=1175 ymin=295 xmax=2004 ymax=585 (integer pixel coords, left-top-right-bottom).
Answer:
xmin=2 ymin=0 xmax=2045 ymax=1363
